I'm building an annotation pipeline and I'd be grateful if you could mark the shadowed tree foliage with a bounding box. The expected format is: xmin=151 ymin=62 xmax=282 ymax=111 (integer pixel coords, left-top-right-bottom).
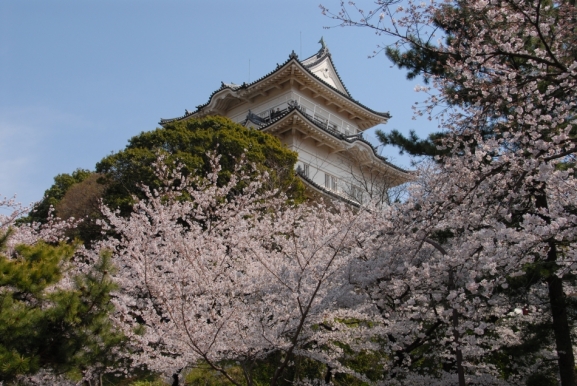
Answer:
xmin=26 ymin=169 xmax=93 ymax=224
xmin=52 ymin=173 xmax=108 ymax=243
xmin=96 ymin=116 xmax=305 ymax=216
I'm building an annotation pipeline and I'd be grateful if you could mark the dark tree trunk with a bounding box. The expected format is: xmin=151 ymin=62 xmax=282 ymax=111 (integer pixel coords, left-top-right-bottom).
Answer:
xmin=535 ymin=193 xmax=576 ymax=386
xmin=449 ymin=269 xmax=466 ymax=386
xmin=324 ymin=366 xmax=332 ymax=384
xmin=547 ymin=247 xmax=576 ymax=386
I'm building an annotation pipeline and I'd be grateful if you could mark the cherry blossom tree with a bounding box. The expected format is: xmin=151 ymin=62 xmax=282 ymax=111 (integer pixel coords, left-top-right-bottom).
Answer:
xmin=95 ymin=154 xmax=385 ymax=385
xmin=322 ymin=0 xmax=577 ymax=384
xmin=352 ymin=163 xmax=571 ymax=385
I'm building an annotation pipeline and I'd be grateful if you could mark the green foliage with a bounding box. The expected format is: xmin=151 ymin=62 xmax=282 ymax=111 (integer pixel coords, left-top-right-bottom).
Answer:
xmin=183 ymin=355 xmax=326 ymax=386
xmin=376 ymin=125 xmax=497 ymax=161
xmin=25 ymin=169 xmax=93 ymax=224
xmin=0 ymin=233 xmax=123 ymax=382
xmin=181 ymin=346 xmax=389 ymax=386
xmin=185 ymin=364 xmax=238 ymax=385
xmin=333 ymin=347 xmax=385 ymax=385
xmin=376 ymin=129 xmax=447 ymax=158
xmin=128 ymin=380 xmax=168 ymax=386
xmin=27 ymin=116 xmax=304 ymax=246
xmin=96 ymin=116 xmax=304 ymax=215
xmin=385 ymin=40 xmax=448 ymax=84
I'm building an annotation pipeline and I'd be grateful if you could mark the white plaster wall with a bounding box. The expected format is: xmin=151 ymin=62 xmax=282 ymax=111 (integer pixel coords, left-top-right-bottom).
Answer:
xmin=278 ymin=133 xmax=368 ymax=199
xmin=227 ymin=89 xmax=361 ymax=135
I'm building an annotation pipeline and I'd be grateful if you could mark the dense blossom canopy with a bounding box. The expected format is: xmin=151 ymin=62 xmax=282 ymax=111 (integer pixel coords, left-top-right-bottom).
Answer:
xmin=90 ymin=154 xmax=389 ymax=385
xmin=320 ymin=0 xmax=577 ymax=384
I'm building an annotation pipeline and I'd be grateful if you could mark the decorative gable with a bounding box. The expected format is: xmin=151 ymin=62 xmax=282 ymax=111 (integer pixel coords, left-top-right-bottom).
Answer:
xmin=300 ymin=38 xmax=350 ymax=96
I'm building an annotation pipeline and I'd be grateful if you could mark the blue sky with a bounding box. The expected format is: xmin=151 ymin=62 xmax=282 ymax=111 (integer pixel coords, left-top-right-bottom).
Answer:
xmin=0 ymin=0 xmax=438 ymax=207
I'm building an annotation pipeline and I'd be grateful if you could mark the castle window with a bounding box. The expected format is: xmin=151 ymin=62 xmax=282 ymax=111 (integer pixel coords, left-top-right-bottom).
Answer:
xmin=303 ymin=163 xmax=310 ymax=177
xmin=325 ymin=173 xmax=338 ymax=191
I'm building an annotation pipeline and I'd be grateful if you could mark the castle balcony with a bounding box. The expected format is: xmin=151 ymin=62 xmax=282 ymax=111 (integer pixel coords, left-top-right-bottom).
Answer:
xmin=249 ymin=93 xmax=359 ymax=137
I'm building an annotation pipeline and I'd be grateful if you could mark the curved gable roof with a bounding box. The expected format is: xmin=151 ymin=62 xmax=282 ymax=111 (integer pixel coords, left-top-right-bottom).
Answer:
xmin=159 ymin=45 xmax=390 ymax=126
xmin=301 ymin=45 xmax=351 ymax=97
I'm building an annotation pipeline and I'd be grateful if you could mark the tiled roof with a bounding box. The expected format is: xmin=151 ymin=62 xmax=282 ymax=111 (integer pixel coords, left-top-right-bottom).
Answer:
xmin=159 ymin=47 xmax=390 ymax=125
xmin=159 ymin=59 xmax=292 ymax=125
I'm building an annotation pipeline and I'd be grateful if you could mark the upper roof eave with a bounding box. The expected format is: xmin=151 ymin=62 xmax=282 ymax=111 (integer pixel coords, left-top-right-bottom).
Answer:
xmin=159 ymin=50 xmax=391 ymax=126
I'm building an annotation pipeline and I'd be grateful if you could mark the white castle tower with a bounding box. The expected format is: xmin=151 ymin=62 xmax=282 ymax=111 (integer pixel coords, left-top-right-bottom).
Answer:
xmin=160 ymin=39 xmax=411 ymax=205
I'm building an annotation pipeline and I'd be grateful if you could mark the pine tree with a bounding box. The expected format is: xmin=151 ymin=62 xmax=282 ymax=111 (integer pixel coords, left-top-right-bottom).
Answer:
xmin=0 ymin=224 xmax=123 ymax=383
